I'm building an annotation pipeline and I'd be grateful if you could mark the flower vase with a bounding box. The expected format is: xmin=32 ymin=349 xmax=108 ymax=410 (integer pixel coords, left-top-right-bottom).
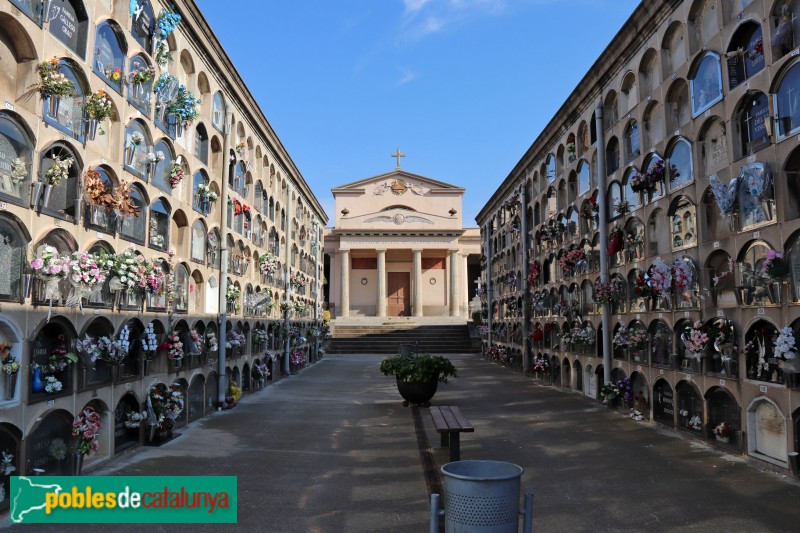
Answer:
xmin=31 ymin=367 xmax=43 ymax=394
xmin=72 ymin=453 xmax=83 ymax=476
xmin=41 ymin=184 xmax=53 ymax=209
xmin=74 ymin=197 xmax=82 ymax=225
xmin=201 ymin=197 xmax=209 ymax=215
xmin=125 ymin=146 xmax=135 ymax=166
xmin=30 ymin=181 xmax=43 ymax=208
xmin=736 ymin=286 xmax=752 ymax=306
xmin=3 ymin=372 xmax=17 ymax=400
xmin=86 ymin=119 xmax=99 ymax=141
xmin=768 ymin=282 xmax=782 ymax=305
xmin=22 ymin=272 xmax=32 ymax=300
xmin=48 ymin=96 xmax=60 ymax=118
xmin=143 ymin=359 xmax=151 ymax=377
xmin=715 ymin=434 xmax=730 ymax=444
xmin=134 ymin=82 xmax=143 ymax=99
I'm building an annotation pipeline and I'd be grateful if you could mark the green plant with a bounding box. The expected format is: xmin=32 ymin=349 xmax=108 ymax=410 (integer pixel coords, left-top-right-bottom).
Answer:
xmin=472 ymin=311 xmax=483 ymax=325
xmin=379 ymin=353 xmax=457 ymax=384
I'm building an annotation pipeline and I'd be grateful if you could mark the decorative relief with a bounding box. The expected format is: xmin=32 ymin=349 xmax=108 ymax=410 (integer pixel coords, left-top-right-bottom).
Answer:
xmin=372 ymin=179 xmax=430 ymax=196
xmin=363 ymin=214 xmax=434 ymax=225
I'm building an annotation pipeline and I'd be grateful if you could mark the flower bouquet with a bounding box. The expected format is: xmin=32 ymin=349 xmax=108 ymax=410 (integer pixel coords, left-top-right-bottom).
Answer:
xmin=259 ymin=254 xmax=279 ymax=276
xmin=44 ymin=375 xmax=62 ymax=393
xmin=593 ymin=280 xmax=621 ymax=305
xmin=159 ymin=331 xmax=184 ymax=361
xmin=104 ymin=247 xmax=145 ymax=295
xmin=141 ymin=259 xmax=165 ymax=295
xmin=124 ymin=410 xmax=148 ymax=429
xmin=168 ymin=161 xmax=184 ymax=189
xmin=167 ymin=85 xmax=201 ymax=129
xmin=64 ymin=251 xmax=108 ymax=309
xmin=289 ymin=271 xmax=307 ymax=290
xmin=31 ymin=245 xmax=69 ymax=310
xmin=290 ymin=349 xmax=305 ymax=370
xmin=532 ymin=356 xmax=549 ymax=374
xmin=649 ymin=259 xmax=673 ymax=298
xmin=226 ymin=284 xmax=240 ymax=304
xmin=713 ymin=421 xmax=732 ymax=442
xmin=75 ymin=335 xmax=107 ymax=367
xmin=83 ymin=89 xmax=115 ymax=121
xmin=681 ymin=321 xmax=709 ymax=359
xmin=600 ymin=382 xmax=620 ymax=404
xmin=196 ymin=182 xmax=218 ymax=203
xmin=581 ymin=196 xmax=598 ymax=221
xmin=37 ymin=57 xmax=75 ymax=98
xmin=84 ymin=168 xmax=116 ymax=212
xmin=1 ymin=345 xmax=20 ymax=375
xmin=129 ymin=61 xmax=156 ymax=86
xmin=762 ymin=250 xmax=789 ymax=281
xmin=72 ymin=405 xmax=102 ymax=455
xmin=44 ymin=153 xmax=74 ymax=186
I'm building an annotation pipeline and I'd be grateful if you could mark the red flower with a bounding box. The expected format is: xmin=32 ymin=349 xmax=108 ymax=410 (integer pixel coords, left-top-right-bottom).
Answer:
xmin=234 ymin=199 xmax=242 ymax=215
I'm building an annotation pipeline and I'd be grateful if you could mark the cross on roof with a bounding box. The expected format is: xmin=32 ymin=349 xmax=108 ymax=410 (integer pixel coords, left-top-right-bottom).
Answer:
xmin=391 ymin=148 xmax=406 ymax=170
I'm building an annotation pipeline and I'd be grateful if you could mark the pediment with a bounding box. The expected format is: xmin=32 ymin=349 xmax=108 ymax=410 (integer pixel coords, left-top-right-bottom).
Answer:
xmin=332 ymin=170 xmax=464 ymax=196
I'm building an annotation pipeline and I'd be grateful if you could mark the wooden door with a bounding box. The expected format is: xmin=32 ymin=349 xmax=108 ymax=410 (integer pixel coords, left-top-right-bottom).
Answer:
xmin=388 ymin=272 xmax=410 ymax=316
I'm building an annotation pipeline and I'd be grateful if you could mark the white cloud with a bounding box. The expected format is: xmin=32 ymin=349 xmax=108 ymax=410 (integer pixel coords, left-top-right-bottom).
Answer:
xmin=399 ymin=0 xmax=507 ymax=43
xmin=397 ymin=68 xmax=419 ymax=86
xmin=404 ymin=0 xmax=434 ymax=13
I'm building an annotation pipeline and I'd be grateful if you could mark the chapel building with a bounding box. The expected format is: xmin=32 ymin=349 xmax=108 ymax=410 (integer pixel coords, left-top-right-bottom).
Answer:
xmin=324 ymin=157 xmax=481 ymax=323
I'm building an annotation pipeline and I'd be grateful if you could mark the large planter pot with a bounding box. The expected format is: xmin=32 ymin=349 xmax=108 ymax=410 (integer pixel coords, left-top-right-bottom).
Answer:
xmin=396 ymin=377 xmax=438 ymax=407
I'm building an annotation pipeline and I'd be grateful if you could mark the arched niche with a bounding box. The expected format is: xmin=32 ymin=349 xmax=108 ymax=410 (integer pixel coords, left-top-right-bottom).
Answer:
xmin=113 ymin=392 xmax=142 ymax=454
xmin=26 ymin=409 xmax=73 ymax=475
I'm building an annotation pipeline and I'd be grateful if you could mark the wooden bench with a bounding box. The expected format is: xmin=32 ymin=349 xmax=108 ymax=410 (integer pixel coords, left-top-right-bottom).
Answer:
xmin=429 ymin=406 xmax=474 ymax=462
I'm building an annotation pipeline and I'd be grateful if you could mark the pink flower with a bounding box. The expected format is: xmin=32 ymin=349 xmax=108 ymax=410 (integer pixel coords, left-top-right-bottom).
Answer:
xmin=31 ymin=258 xmax=44 ymax=269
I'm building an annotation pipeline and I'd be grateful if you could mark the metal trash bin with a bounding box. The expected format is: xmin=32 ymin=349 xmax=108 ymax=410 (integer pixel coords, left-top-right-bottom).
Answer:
xmin=440 ymin=460 xmax=524 ymax=532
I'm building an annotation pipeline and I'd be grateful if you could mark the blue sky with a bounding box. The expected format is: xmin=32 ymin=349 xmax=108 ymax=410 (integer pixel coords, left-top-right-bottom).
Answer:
xmin=195 ymin=0 xmax=641 ymax=226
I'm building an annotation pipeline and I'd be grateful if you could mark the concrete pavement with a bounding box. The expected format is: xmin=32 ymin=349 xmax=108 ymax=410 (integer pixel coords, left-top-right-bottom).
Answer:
xmin=8 ymin=352 xmax=800 ymax=532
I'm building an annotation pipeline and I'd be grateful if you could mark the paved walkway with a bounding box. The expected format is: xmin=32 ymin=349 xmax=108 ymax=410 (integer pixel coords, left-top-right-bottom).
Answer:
xmin=10 ymin=353 xmax=800 ymax=532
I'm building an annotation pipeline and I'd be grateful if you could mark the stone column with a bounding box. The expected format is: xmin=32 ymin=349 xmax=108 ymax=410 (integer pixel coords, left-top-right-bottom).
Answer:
xmin=462 ymin=252 xmax=469 ymax=319
xmin=340 ymin=249 xmax=350 ymax=318
xmin=450 ymin=249 xmax=459 ymax=317
xmin=412 ymin=249 xmax=423 ymax=317
xmin=376 ymin=249 xmax=387 ymax=317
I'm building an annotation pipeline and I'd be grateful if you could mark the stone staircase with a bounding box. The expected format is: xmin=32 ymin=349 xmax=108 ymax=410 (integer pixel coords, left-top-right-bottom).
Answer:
xmin=326 ymin=324 xmax=478 ymax=354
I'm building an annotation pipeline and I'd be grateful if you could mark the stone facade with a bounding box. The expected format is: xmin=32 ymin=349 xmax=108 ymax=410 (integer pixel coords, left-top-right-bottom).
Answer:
xmin=324 ymin=168 xmax=481 ymax=321
xmin=0 ymin=0 xmax=326 ymax=494
xmin=478 ymin=0 xmax=800 ymax=473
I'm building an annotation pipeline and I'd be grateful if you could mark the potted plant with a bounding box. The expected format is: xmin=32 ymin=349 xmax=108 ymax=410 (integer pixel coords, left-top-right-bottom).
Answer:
xmin=379 ymin=353 xmax=457 ymax=406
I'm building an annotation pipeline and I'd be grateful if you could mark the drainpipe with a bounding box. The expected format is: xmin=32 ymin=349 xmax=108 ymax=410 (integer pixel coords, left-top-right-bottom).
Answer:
xmin=486 ymin=219 xmax=493 ymax=350
xmin=217 ymin=112 xmax=233 ymax=407
xmin=595 ymin=102 xmax=612 ymax=385
xmin=283 ymin=184 xmax=293 ymax=376
xmin=519 ymin=183 xmax=529 ymax=373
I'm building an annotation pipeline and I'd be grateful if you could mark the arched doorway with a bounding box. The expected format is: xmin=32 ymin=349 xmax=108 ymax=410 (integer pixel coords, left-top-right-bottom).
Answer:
xmin=747 ymin=398 xmax=788 ymax=467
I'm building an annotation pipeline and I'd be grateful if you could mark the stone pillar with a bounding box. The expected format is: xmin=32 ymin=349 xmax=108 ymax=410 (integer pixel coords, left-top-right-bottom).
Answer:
xmin=376 ymin=249 xmax=387 ymax=317
xmin=412 ymin=249 xmax=423 ymax=317
xmin=340 ymin=250 xmax=350 ymax=318
xmin=449 ymin=249 xmax=459 ymax=317
xmin=462 ymin=252 xmax=469 ymax=319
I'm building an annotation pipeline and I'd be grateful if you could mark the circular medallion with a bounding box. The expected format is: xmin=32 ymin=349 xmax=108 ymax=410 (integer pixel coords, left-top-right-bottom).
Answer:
xmin=393 ymin=214 xmax=405 ymax=225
